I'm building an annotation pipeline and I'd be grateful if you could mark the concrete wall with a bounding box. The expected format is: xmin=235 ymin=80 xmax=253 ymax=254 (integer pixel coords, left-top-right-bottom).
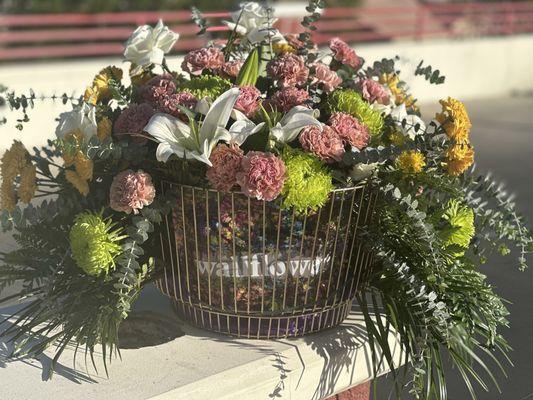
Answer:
xmin=1 ymin=34 xmax=532 ymax=152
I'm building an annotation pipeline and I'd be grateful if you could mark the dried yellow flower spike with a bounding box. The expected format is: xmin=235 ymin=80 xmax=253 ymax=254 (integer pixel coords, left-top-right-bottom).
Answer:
xmin=18 ymin=164 xmax=37 ymax=203
xmin=74 ymin=152 xmax=94 ymax=181
xmin=84 ymin=66 xmax=123 ymax=105
xmin=0 ymin=180 xmax=17 ymax=212
xmin=65 ymin=170 xmax=90 ymax=197
xmin=97 ymin=116 xmax=113 ymax=140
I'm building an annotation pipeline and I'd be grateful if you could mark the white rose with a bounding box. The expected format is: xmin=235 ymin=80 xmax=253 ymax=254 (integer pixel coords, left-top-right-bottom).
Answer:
xmin=55 ymin=103 xmax=97 ymax=140
xmin=349 ymin=163 xmax=378 ymax=182
xmin=223 ymin=2 xmax=281 ymax=44
xmin=123 ymin=19 xmax=179 ymax=67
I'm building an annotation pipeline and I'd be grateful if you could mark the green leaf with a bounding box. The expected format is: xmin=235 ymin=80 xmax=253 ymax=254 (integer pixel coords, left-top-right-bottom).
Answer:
xmin=236 ymin=47 xmax=260 ymax=87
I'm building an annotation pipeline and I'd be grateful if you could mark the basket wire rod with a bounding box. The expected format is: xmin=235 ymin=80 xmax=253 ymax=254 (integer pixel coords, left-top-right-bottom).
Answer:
xmin=341 ymin=185 xmax=367 ymax=302
xmin=247 ymin=197 xmax=252 ymax=335
xmin=332 ymin=187 xmax=358 ymax=306
xmin=271 ymin=205 xmax=284 ymax=312
xmin=313 ymin=191 xmax=337 ymax=310
xmin=230 ymin=193 xmax=239 ymax=336
xmin=302 ymin=205 xmax=323 ymax=333
xmin=281 ymin=208 xmax=296 ymax=337
xmin=350 ymin=188 xmax=375 ymax=297
xmin=216 ymin=192 xmax=225 ymax=311
xmin=258 ymin=201 xmax=266 ymax=339
xmin=324 ymin=190 xmax=346 ymax=307
xmin=205 ymin=190 xmax=212 ymax=307
xmin=159 ymin=183 xmax=172 ymax=298
xmin=180 ymin=185 xmax=192 ymax=306
xmin=293 ymin=211 xmax=308 ymax=311
xmin=167 ymin=186 xmax=183 ymax=302
xmin=191 ymin=187 xmax=205 ymax=328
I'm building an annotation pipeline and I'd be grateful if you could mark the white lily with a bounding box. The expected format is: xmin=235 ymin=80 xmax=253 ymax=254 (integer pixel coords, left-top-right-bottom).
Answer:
xmin=124 ymin=20 xmax=179 ymax=68
xmin=229 ymin=109 xmax=266 ymax=145
xmin=270 ymin=106 xmax=322 ymax=143
xmin=223 ymin=2 xmax=282 ymax=44
xmin=55 ymin=103 xmax=97 ymax=140
xmin=144 ymin=88 xmax=263 ymax=165
xmin=390 ymin=103 xmax=426 ymax=140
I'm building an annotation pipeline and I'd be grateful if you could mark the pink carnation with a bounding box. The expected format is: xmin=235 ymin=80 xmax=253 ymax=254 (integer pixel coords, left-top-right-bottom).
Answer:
xmin=329 ymin=38 xmax=361 ymax=70
xmin=158 ymin=92 xmax=198 ymax=119
xmin=328 ymin=112 xmax=370 ymax=150
xmin=311 ymin=63 xmax=342 ymax=93
xmin=236 ymin=152 xmax=286 ymax=201
xmin=265 ymin=86 xmax=309 ymax=113
xmin=109 ymin=169 xmax=156 ymax=214
xmin=114 ymin=103 xmax=155 ymax=142
xmin=140 ymin=74 xmax=176 ymax=104
xmin=359 ymin=79 xmax=390 ymax=104
xmin=267 ymin=53 xmax=309 ymax=87
xmin=219 ymin=60 xmax=244 ymax=80
xmin=299 ymin=125 xmax=345 ymax=163
xmin=235 ymin=86 xmax=262 ymax=117
xmin=206 ymin=143 xmax=244 ymax=191
xmin=182 ymin=47 xmax=225 ymax=76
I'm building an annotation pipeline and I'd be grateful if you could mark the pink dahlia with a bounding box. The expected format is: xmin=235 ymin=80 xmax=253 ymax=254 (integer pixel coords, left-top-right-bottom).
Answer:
xmin=266 ymin=53 xmax=309 ymax=87
xmin=329 ymin=38 xmax=361 ymax=70
xmin=114 ymin=103 xmax=155 ymax=141
xmin=264 ymin=86 xmax=309 ymax=113
xmin=206 ymin=143 xmax=244 ymax=191
xmin=311 ymin=63 xmax=342 ymax=93
xmin=299 ymin=125 xmax=345 ymax=163
xmin=235 ymin=86 xmax=262 ymax=117
xmin=328 ymin=112 xmax=370 ymax=150
xmin=182 ymin=47 xmax=225 ymax=76
xmin=109 ymin=169 xmax=156 ymax=214
xmin=236 ymin=152 xmax=286 ymax=201
xmin=359 ymin=79 xmax=390 ymax=104
xmin=219 ymin=60 xmax=244 ymax=80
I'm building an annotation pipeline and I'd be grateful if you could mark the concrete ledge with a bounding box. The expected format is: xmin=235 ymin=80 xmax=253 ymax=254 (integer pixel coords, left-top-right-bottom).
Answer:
xmin=0 ymin=286 xmax=402 ymax=400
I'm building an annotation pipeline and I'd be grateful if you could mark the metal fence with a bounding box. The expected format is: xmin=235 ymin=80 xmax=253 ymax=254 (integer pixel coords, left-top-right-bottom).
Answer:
xmin=1 ymin=1 xmax=533 ymax=61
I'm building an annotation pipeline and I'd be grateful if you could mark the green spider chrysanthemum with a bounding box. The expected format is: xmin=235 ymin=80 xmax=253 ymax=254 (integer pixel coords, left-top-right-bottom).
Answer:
xmin=434 ymin=199 xmax=475 ymax=257
xmin=326 ymin=89 xmax=384 ymax=136
xmin=69 ymin=211 xmax=124 ymax=276
xmin=281 ymin=148 xmax=334 ymax=213
xmin=181 ymin=75 xmax=232 ymax=100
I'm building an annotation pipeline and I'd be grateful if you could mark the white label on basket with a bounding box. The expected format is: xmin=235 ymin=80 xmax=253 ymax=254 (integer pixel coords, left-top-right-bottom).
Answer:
xmin=196 ymin=253 xmax=330 ymax=278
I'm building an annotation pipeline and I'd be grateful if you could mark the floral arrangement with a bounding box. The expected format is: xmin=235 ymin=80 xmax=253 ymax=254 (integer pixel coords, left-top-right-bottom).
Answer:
xmin=0 ymin=1 xmax=531 ymax=398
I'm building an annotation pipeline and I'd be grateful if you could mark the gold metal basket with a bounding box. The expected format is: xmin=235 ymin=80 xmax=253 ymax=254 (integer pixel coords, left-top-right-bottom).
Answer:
xmin=155 ymin=181 xmax=376 ymax=339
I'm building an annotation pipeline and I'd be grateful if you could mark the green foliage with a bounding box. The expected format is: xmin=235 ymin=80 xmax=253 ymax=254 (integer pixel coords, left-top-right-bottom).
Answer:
xmin=415 ymin=60 xmax=446 ymax=85
xmin=236 ymin=48 xmax=260 ymax=86
xmin=326 ymin=89 xmax=385 ymax=136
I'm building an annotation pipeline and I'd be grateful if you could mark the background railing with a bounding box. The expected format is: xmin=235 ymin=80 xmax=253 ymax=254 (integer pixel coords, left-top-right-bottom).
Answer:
xmin=1 ymin=1 xmax=533 ymax=61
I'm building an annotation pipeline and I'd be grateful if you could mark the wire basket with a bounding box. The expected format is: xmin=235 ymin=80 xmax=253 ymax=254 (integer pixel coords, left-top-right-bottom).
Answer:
xmin=155 ymin=181 xmax=377 ymax=339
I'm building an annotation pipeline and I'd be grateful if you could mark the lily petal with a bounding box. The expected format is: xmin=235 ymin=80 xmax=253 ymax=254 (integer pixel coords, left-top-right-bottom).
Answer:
xmin=144 ymin=113 xmax=191 ymax=144
xmin=199 ymin=88 xmax=241 ymax=144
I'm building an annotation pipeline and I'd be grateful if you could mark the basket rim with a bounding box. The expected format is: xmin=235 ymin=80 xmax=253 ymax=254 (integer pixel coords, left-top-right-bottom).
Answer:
xmin=159 ymin=179 xmax=370 ymax=195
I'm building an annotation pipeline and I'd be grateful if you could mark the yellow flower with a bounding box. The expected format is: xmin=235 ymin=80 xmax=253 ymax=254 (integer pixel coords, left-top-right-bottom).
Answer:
xmin=129 ymin=64 xmax=154 ymax=86
xmin=60 ymin=130 xmax=84 ymax=167
xmin=65 ymin=170 xmax=90 ymax=197
xmin=74 ymin=152 xmax=93 ymax=181
xmin=1 ymin=141 xmax=29 ymax=180
xmin=388 ymin=130 xmax=407 ymax=146
xmin=83 ymin=66 xmax=123 ymax=104
xmin=396 ymin=150 xmax=426 ymax=174
xmin=273 ymin=42 xmax=296 ymax=55
xmin=379 ymin=73 xmax=418 ymax=110
xmin=436 ymin=97 xmax=471 ymax=143
xmin=445 ymin=142 xmax=474 ymax=176
xmin=18 ymin=164 xmax=37 ymax=203
xmin=97 ymin=116 xmax=112 ymax=140
xmin=0 ymin=179 xmax=17 ymax=212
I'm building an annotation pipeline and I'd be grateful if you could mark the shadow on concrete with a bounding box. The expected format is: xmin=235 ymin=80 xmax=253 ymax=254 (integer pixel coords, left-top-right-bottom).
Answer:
xmin=0 ymin=303 xmax=97 ymax=383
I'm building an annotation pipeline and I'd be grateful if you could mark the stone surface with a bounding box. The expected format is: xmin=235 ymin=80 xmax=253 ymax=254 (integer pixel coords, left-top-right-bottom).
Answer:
xmin=0 ymin=284 xmax=402 ymax=400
